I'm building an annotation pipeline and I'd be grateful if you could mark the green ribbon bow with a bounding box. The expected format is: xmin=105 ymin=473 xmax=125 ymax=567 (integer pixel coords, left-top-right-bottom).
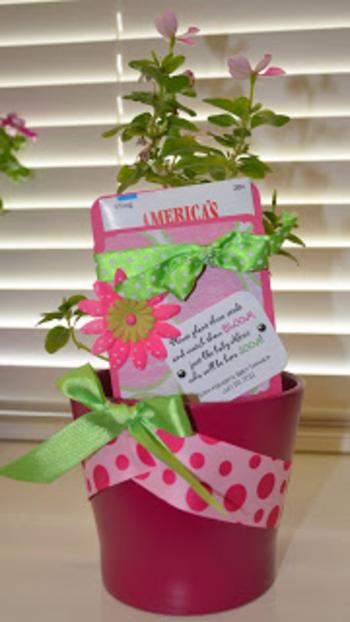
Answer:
xmin=0 ymin=365 xmax=226 ymax=516
xmin=95 ymin=211 xmax=297 ymax=300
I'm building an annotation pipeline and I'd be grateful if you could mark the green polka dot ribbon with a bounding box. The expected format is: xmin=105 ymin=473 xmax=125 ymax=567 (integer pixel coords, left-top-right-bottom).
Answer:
xmin=95 ymin=211 xmax=297 ymax=301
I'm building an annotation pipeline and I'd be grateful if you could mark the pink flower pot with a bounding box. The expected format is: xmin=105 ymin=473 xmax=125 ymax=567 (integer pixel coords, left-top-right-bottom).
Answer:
xmin=71 ymin=371 xmax=303 ymax=615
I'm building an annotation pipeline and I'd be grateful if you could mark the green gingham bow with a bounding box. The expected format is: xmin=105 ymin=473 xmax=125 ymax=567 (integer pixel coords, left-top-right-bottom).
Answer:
xmin=95 ymin=211 xmax=297 ymax=300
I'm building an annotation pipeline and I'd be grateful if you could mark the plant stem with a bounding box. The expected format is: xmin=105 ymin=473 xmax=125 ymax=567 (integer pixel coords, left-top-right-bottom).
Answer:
xmin=70 ymin=328 xmax=109 ymax=362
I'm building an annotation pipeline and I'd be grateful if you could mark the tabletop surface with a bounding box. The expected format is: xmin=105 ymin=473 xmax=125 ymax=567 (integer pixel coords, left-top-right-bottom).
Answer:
xmin=0 ymin=442 xmax=349 ymax=622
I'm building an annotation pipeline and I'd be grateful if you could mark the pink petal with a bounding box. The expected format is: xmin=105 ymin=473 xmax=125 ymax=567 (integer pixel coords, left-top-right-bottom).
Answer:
xmin=176 ymin=25 xmax=200 ymax=44
xmin=176 ymin=36 xmax=196 ymax=45
xmin=145 ymin=334 xmax=168 ymax=360
xmin=93 ymin=280 xmax=118 ymax=303
xmin=19 ymin=126 xmax=37 ymax=139
xmin=254 ymin=53 xmax=272 ymax=74
xmin=155 ymin=10 xmax=178 ymax=38
xmin=155 ymin=322 xmax=181 ymax=339
xmin=228 ymin=55 xmax=252 ymax=80
xmin=152 ymin=304 xmax=181 ymax=321
xmin=109 ymin=339 xmax=130 ymax=369
xmin=261 ymin=66 xmax=285 ymax=77
xmin=78 ymin=299 xmax=105 ymax=317
xmin=148 ymin=293 xmax=168 ymax=306
xmin=130 ymin=342 xmax=148 ymax=370
xmin=80 ymin=319 xmax=104 ymax=335
xmin=114 ymin=268 xmax=127 ymax=286
xmin=91 ymin=331 xmax=115 ymax=354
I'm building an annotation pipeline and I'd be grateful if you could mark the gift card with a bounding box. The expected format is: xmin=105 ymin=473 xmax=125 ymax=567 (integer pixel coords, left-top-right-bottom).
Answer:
xmin=167 ymin=291 xmax=287 ymax=402
xmin=90 ymin=179 xmax=282 ymax=400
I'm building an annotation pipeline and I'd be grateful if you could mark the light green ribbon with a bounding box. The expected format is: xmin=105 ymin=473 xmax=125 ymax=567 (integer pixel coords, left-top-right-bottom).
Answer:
xmin=0 ymin=365 xmax=226 ymax=516
xmin=95 ymin=211 xmax=297 ymax=300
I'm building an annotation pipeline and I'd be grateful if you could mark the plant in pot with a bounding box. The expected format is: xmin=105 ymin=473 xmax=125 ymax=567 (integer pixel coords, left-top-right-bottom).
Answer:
xmin=0 ymin=10 xmax=304 ymax=616
xmin=0 ymin=112 xmax=37 ymax=211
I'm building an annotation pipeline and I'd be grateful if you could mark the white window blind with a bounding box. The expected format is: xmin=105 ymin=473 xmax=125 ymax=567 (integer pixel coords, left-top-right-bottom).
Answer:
xmin=1 ymin=0 xmax=350 ymax=452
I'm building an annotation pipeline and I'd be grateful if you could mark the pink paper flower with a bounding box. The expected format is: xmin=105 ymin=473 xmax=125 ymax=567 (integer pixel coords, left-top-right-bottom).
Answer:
xmin=228 ymin=53 xmax=285 ymax=80
xmin=78 ymin=269 xmax=181 ymax=371
xmin=0 ymin=113 xmax=37 ymax=139
xmin=155 ymin=10 xmax=199 ymax=45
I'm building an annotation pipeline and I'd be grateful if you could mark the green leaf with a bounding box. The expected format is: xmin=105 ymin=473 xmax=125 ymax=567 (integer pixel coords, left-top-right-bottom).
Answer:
xmin=239 ymin=156 xmax=271 ymax=179
xmin=121 ymin=126 xmax=145 ymax=142
xmin=129 ymin=59 xmax=155 ymax=71
xmin=204 ymin=96 xmax=250 ymax=120
xmin=164 ymin=75 xmax=190 ymax=93
xmin=175 ymin=101 xmax=197 ymax=117
xmin=141 ymin=65 xmax=166 ymax=85
xmin=209 ymin=132 xmax=237 ymax=147
xmin=162 ymin=136 xmax=217 ymax=158
xmin=161 ymin=54 xmax=185 ymax=74
xmin=117 ymin=163 xmax=147 ymax=193
xmin=131 ymin=112 xmax=152 ymax=128
xmin=251 ymin=110 xmax=290 ymax=128
xmin=59 ymin=296 xmax=85 ymax=314
xmin=233 ymin=128 xmax=251 ymax=139
xmin=64 ymin=295 xmax=86 ymax=309
xmin=287 ymin=233 xmax=306 ymax=247
xmin=101 ymin=125 xmax=125 ymax=138
xmin=37 ymin=312 xmax=64 ymax=326
xmin=169 ymin=117 xmax=199 ymax=132
xmin=124 ymin=92 xmax=156 ymax=107
xmin=263 ymin=210 xmax=279 ymax=225
xmin=181 ymin=87 xmax=196 ymax=98
xmin=208 ymin=114 xmax=237 ymax=127
xmin=45 ymin=326 xmax=70 ymax=354
xmin=208 ymin=165 xmax=226 ymax=180
xmin=277 ymin=249 xmax=300 ymax=265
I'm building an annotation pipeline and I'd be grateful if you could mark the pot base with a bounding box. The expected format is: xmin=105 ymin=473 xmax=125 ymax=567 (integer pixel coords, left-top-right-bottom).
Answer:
xmin=93 ymin=480 xmax=277 ymax=615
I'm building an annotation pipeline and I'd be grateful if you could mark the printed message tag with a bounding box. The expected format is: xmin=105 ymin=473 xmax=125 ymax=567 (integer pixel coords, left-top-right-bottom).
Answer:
xmin=167 ymin=291 xmax=287 ymax=402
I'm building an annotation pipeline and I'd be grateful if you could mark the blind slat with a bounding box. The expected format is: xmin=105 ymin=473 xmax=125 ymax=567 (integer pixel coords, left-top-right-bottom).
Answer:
xmin=120 ymin=0 xmax=350 ymax=36
xmin=0 ymin=0 xmax=117 ymax=45
xmin=0 ymin=41 xmax=116 ymax=88
xmin=118 ymin=29 xmax=350 ymax=81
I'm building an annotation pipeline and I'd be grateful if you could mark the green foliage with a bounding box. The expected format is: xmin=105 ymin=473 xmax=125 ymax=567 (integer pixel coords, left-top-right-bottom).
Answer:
xmin=0 ymin=128 xmax=31 ymax=182
xmin=263 ymin=190 xmax=305 ymax=264
xmin=40 ymin=294 xmax=90 ymax=354
xmin=102 ymin=41 xmax=219 ymax=191
xmin=45 ymin=326 xmax=70 ymax=353
xmin=100 ymin=35 xmax=300 ymax=268
xmin=205 ymin=84 xmax=290 ymax=183
xmin=0 ymin=126 xmax=35 ymax=210
xmin=238 ymin=155 xmax=271 ymax=179
xmin=251 ymin=109 xmax=290 ymax=128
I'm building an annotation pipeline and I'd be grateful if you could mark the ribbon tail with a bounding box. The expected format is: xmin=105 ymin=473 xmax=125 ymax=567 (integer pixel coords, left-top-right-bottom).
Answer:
xmin=0 ymin=409 xmax=124 ymax=483
xmin=129 ymin=420 xmax=228 ymax=518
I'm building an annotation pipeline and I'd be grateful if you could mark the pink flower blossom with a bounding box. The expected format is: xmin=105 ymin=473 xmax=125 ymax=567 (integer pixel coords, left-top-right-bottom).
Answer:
xmin=155 ymin=10 xmax=199 ymax=45
xmin=0 ymin=113 xmax=37 ymax=139
xmin=78 ymin=269 xmax=181 ymax=371
xmin=228 ymin=53 xmax=285 ymax=80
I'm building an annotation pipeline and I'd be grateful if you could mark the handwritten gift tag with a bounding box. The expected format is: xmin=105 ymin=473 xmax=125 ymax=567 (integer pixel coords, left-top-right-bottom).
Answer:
xmin=167 ymin=291 xmax=287 ymax=402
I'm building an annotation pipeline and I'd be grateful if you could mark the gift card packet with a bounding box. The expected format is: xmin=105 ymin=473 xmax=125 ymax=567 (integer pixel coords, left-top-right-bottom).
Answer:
xmin=91 ymin=179 xmax=284 ymax=401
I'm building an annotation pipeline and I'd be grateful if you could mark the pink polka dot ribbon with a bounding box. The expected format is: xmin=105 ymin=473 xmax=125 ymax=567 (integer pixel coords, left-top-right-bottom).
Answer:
xmin=84 ymin=430 xmax=291 ymax=529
